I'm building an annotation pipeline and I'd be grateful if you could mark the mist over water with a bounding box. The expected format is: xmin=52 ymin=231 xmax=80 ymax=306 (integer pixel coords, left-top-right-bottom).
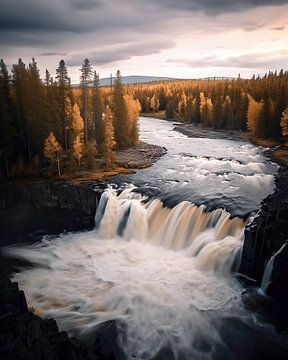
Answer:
xmin=6 ymin=187 xmax=246 ymax=359
xmin=4 ymin=118 xmax=280 ymax=359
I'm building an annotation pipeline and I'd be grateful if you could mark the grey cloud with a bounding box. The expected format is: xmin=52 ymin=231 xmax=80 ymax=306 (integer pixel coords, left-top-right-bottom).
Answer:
xmin=40 ymin=52 xmax=67 ymax=56
xmin=0 ymin=0 xmax=163 ymax=48
xmin=0 ymin=1 xmax=74 ymax=33
xmin=0 ymin=31 xmax=70 ymax=47
xmin=0 ymin=0 xmax=287 ymax=69
xmin=69 ymin=0 xmax=103 ymax=10
xmin=67 ymin=39 xmax=175 ymax=66
xmin=157 ymin=0 xmax=288 ymax=14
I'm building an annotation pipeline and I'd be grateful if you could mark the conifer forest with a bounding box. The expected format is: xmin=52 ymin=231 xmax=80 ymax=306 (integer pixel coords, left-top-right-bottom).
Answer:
xmin=0 ymin=56 xmax=287 ymax=181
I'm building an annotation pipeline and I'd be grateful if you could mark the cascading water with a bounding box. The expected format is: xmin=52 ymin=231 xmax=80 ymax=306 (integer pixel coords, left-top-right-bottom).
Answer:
xmin=5 ymin=186 xmax=248 ymax=359
xmin=96 ymin=186 xmax=246 ymax=274
xmin=261 ymin=242 xmax=287 ymax=293
xmin=3 ymin=118 xmax=282 ymax=359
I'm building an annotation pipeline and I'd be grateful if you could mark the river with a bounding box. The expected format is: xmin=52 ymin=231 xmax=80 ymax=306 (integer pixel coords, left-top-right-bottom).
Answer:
xmin=5 ymin=117 xmax=286 ymax=359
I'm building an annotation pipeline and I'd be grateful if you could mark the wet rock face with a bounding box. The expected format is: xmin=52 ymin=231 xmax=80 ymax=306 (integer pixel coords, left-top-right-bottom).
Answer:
xmin=0 ymin=275 xmax=89 ymax=360
xmin=240 ymin=166 xmax=288 ymax=302
xmin=0 ymin=181 xmax=100 ymax=246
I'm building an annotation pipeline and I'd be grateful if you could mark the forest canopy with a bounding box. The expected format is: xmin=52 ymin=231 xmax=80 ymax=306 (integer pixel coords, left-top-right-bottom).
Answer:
xmin=0 ymin=58 xmax=140 ymax=180
xmin=0 ymin=57 xmax=287 ymax=180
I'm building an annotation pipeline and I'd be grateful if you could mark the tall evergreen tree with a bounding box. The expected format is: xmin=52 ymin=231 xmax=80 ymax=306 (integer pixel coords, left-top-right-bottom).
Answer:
xmin=12 ymin=58 xmax=31 ymax=160
xmin=26 ymin=58 xmax=51 ymax=154
xmin=112 ymin=70 xmax=129 ymax=149
xmin=92 ymin=70 xmax=104 ymax=148
xmin=56 ymin=59 xmax=70 ymax=150
xmin=0 ymin=59 xmax=17 ymax=178
xmin=80 ymin=58 xmax=93 ymax=144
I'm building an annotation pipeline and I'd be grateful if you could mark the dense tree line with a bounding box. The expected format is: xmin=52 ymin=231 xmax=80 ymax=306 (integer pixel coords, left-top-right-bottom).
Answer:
xmin=127 ymin=70 xmax=288 ymax=140
xmin=0 ymin=58 xmax=140 ymax=180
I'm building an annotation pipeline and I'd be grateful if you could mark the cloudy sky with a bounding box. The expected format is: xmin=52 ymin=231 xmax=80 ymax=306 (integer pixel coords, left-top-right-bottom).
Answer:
xmin=1 ymin=0 xmax=287 ymax=82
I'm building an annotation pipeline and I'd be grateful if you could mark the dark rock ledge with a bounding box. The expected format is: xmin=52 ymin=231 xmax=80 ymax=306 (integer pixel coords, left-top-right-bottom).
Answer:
xmin=0 ymin=180 xmax=100 ymax=246
xmin=240 ymin=164 xmax=288 ymax=304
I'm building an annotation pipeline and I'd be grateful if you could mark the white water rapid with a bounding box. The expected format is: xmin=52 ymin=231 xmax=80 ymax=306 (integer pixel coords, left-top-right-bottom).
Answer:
xmin=4 ymin=118 xmax=280 ymax=359
xmin=6 ymin=186 xmax=248 ymax=359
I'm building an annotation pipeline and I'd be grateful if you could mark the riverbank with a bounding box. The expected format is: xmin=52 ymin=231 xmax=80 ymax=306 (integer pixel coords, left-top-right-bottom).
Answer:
xmin=173 ymin=122 xmax=248 ymax=141
xmin=0 ymin=141 xmax=166 ymax=245
xmin=0 ymin=141 xmax=167 ymax=359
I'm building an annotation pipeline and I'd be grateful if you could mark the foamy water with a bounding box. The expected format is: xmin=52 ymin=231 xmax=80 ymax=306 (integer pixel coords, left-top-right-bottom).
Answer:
xmin=130 ymin=118 xmax=277 ymax=216
xmin=4 ymin=118 xmax=280 ymax=359
xmin=6 ymin=187 xmax=247 ymax=359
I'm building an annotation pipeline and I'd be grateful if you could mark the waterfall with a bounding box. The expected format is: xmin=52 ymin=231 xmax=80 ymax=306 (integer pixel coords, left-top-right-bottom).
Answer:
xmin=95 ymin=186 xmax=246 ymax=275
xmin=3 ymin=184 xmax=248 ymax=360
xmin=261 ymin=243 xmax=287 ymax=293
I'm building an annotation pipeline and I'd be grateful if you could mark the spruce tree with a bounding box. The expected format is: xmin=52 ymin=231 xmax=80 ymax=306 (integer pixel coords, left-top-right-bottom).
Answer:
xmin=80 ymin=58 xmax=93 ymax=144
xmin=112 ymin=70 xmax=129 ymax=149
xmin=12 ymin=58 xmax=31 ymax=160
xmin=92 ymin=70 xmax=104 ymax=148
xmin=26 ymin=58 xmax=51 ymax=155
xmin=0 ymin=59 xmax=17 ymax=178
xmin=56 ymin=59 xmax=70 ymax=149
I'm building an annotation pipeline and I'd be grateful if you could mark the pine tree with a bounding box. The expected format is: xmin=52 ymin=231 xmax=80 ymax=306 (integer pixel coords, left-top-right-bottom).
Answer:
xmin=102 ymin=105 xmax=116 ymax=167
xmin=92 ymin=71 xmax=104 ymax=148
xmin=0 ymin=59 xmax=17 ymax=178
xmin=112 ymin=70 xmax=129 ymax=149
xmin=44 ymin=132 xmax=62 ymax=176
xmin=56 ymin=59 xmax=70 ymax=149
xmin=12 ymin=58 xmax=31 ymax=160
xmin=45 ymin=69 xmax=51 ymax=89
xmin=26 ymin=58 xmax=51 ymax=155
xmin=80 ymin=58 xmax=93 ymax=144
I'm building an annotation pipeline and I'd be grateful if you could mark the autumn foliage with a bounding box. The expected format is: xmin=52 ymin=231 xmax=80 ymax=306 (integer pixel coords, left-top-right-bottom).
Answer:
xmin=0 ymin=58 xmax=140 ymax=179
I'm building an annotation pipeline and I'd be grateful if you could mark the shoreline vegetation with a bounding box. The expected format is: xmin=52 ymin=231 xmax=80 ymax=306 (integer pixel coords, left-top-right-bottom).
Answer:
xmin=1 ymin=58 xmax=288 ymax=183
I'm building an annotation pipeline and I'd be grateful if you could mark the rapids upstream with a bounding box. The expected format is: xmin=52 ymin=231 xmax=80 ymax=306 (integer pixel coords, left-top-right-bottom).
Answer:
xmin=4 ymin=117 xmax=287 ymax=360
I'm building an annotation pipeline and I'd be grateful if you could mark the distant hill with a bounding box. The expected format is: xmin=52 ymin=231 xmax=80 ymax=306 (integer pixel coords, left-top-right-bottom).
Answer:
xmin=72 ymin=75 xmax=240 ymax=87
xmin=99 ymin=75 xmax=174 ymax=86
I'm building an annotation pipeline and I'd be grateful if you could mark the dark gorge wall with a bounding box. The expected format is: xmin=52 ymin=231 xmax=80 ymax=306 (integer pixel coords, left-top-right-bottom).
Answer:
xmin=240 ymin=165 xmax=288 ymax=302
xmin=0 ymin=180 xmax=99 ymax=246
